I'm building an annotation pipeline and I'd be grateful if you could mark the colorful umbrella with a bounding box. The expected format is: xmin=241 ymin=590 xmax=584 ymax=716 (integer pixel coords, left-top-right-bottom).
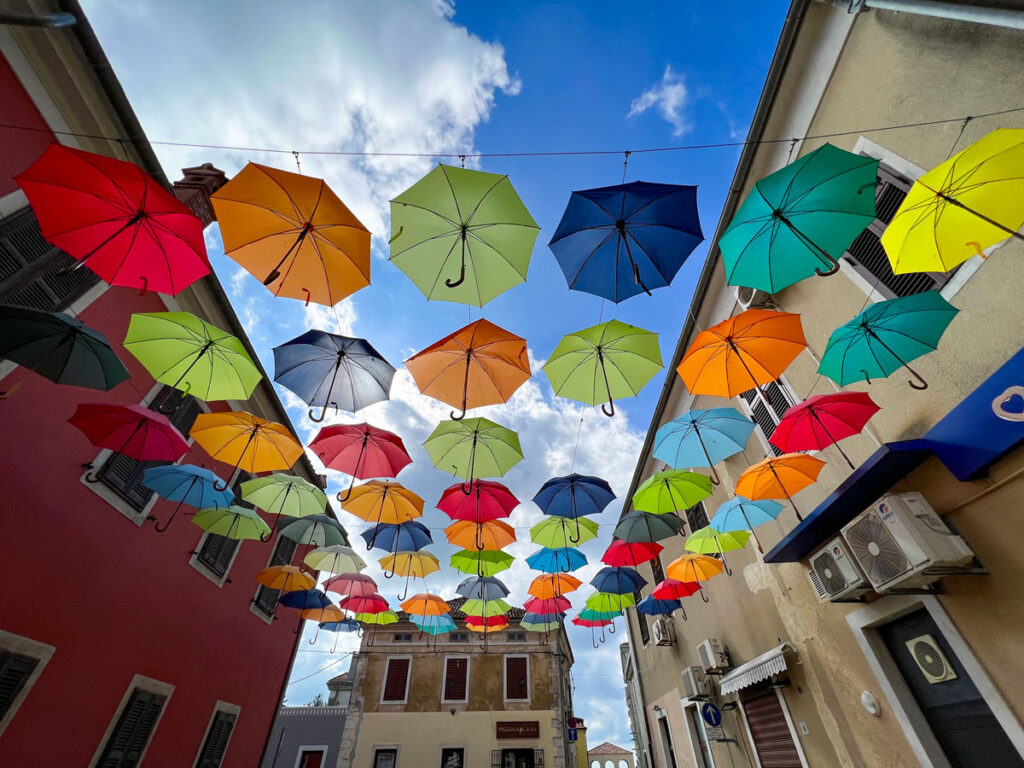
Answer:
xmin=319 ymin=618 xmax=362 ymax=651
xmin=637 ymin=595 xmax=682 ymax=617
xmin=653 ymin=408 xmax=755 ymax=485
xmin=572 ymin=612 xmax=615 ymax=647
xmin=450 ymin=549 xmax=514 ymax=577
xmin=601 ymin=540 xmax=663 ymax=567
xmin=356 ymin=610 xmax=398 ymax=625
xmin=614 ymin=511 xmax=682 ymax=542
xmin=533 ymin=474 xmax=615 ymax=543
xmin=460 ymin=598 xmax=512 ymax=617
xmin=339 ymin=593 xmax=390 ymax=615
xmin=342 ymin=481 xmax=424 ymax=527
xmin=70 ymin=403 xmax=189 ymax=483
xmin=651 ymin=578 xmax=702 ymax=601
xmin=575 ymin=609 xmax=618 ymax=622
xmin=530 ymin=517 xmax=599 ymax=549
xmin=548 ymin=181 xmax=703 ymax=302
xmin=0 ymin=307 xmax=128 ymax=397
xmin=543 ymin=319 xmax=662 ymax=417
xmin=324 ymin=572 xmax=378 ymax=598
xmin=585 ymin=592 xmax=635 ymax=613
xmin=817 ymin=291 xmax=958 ymax=390
xmin=16 ymin=144 xmax=209 ymax=294
xmin=389 ymin=164 xmax=539 ymax=306
xmin=210 ymin=162 xmax=370 ymax=306
xmin=709 ymin=497 xmax=784 ymax=553
xmin=304 ymin=544 xmax=366 ymax=575
xmin=464 ymin=614 xmax=509 ymax=629
xmin=770 ymin=392 xmax=880 ymax=469
xmin=241 ymin=474 xmax=327 ymax=540
xmin=438 ymin=480 xmax=519 ymax=523
xmin=590 ymin=567 xmax=647 ymax=595
xmin=881 ymin=128 xmax=1024 ymax=275
xmin=405 ymin=319 xmax=531 ymax=420
xmin=423 ymin=417 xmax=523 ymax=492
xmin=401 ymin=593 xmax=451 ymax=616
xmin=528 ymin=573 xmax=583 ymax=599
xmin=526 ymin=547 xmax=587 ymax=573
xmin=192 ymin=505 xmax=270 ymax=541
xmin=190 ymin=411 xmax=303 ymax=490
xmin=665 ymin=553 xmax=724 ymax=603
xmin=360 ymin=520 xmax=432 ymax=553
xmin=521 ymin=618 xmax=563 ymax=634
xmin=141 ymin=464 xmax=233 ymax=532
xmin=685 ymin=527 xmax=750 ymax=576
xmin=278 ymin=514 xmax=348 ymax=548
xmin=735 ymin=454 xmax=825 ymax=520
xmin=280 ymin=589 xmax=332 ymax=611
xmin=632 ymin=470 xmax=713 ymax=517
xmin=445 ymin=519 xmax=516 ymax=551
xmin=272 ymin=331 xmax=395 ymax=421
xmin=255 ymin=565 xmax=315 ymax=594
xmin=677 ymin=308 xmax=807 ymax=398
xmin=456 ymin=576 xmax=510 ymax=601
xmin=720 ymin=144 xmax=878 ymax=290
xmin=524 ymin=596 xmax=571 ymax=615
xmin=308 ymin=423 xmax=412 ymax=501
xmin=379 ymin=550 xmax=441 ymax=599
xmin=411 ymin=615 xmax=456 ymax=636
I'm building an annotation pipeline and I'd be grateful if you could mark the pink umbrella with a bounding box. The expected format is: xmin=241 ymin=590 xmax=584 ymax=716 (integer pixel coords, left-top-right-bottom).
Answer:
xmin=69 ymin=403 xmax=189 ymax=483
xmin=770 ymin=391 xmax=880 ymax=469
xmin=339 ymin=593 xmax=389 ymax=614
xmin=309 ymin=423 xmax=412 ymax=502
xmin=524 ymin=596 xmax=571 ymax=615
xmin=437 ymin=479 xmax=519 ymax=523
xmin=324 ymin=573 xmax=378 ymax=598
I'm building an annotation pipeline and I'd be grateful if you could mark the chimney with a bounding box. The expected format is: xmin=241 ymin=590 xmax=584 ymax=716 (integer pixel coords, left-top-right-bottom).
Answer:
xmin=172 ymin=163 xmax=228 ymax=228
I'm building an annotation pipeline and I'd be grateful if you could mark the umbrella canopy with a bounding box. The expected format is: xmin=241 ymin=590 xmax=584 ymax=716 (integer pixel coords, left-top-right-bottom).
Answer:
xmin=320 ymin=619 xmax=361 ymax=633
xmin=585 ymin=592 xmax=635 ymax=613
xmin=378 ymin=551 xmax=441 ymax=579
xmin=342 ymin=481 xmax=424 ymax=526
xmin=210 ymin=162 xmax=370 ymax=306
xmin=16 ymin=144 xmax=209 ymax=294
xmin=324 ymin=572 xmax=378 ymax=598
xmin=637 ymin=595 xmax=682 ymax=616
xmin=241 ymin=474 xmax=327 ymax=536
xmin=530 ymin=517 xmax=599 ymax=549
xmin=142 ymin=464 xmax=233 ymax=532
xmin=590 ymin=567 xmax=647 ymax=595
xmin=278 ymin=514 xmax=348 ymax=548
xmin=549 ymin=181 xmax=703 ymax=303
xmin=632 ymin=470 xmax=713 ymax=516
xmin=818 ymin=291 xmax=959 ymax=390
xmin=450 ymin=549 xmax=515 ymax=577
xmin=666 ymin=554 xmax=725 ymax=601
xmin=543 ymin=319 xmax=662 ymax=417
xmin=356 ymin=610 xmax=398 ymax=625
xmin=280 ymin=589 xmax=332 ymax=611
xmin=457 ymin=576 xmax=510 ymax=601
xmin=412 ymin=615 xmax=457 ymax=635
xmin=0 ymin=307 xmax=128 ymax=395
xmin=360 ymin=520 xmax=432 ymax=553
xmin=678 ymin=308 xmax=807 ymax=398
xmin=736 ymin=454 xmax=825 ymax=520
xmin=192 ymin=505 xmax=270 ymax=541
xmin=255 ymin=565 xmax=316 ymax=593
xmin=721 ymin=144 xmax=879 ymax=291
xmin=533 ymin=474 xmax=615 ymax=520
xmin=309 ymin=423 xmax=412 ymax=501
xmin=69 ymin=403 xmax=189 ymax=463
xmin=528 ymin=573 xmax=583 ymax=599
xmin=438 ymin=480 xmax=519 ymax=523
xmin=521 ymin=618 xmax=563 ymax=633
xmin=302 ymin=603 xmax=346 ymax=629
xmin=770 ymin=392 xmax=880 ymax=469
xmin=339 ymin=593 xmax=390 ymax=614
xmin=601 ymin=540 xmax=663 ymax=567
xmin=304 ymin=545 xmax=366 ymax=575
xmin=124 ymin=313 xmax=262 ymax=402
xmin=190 ymin=411 xmax=303 ymax=487
xmin=573 ymin=612 xmax=616 ymax=626
xmin=614 ymin=510 xmax=683 ymax=543
xmin=526 ymin=547 xmax=587 ymax=573
xmin=651 ymin=578 xmax=702 ymax=600
xmin=272 ymin=331 xmax=395 ymax=421
xmin=460 ymin=598 xmax=512 ymax=618
xmin=524 ymin=596 xmax=571 ymax=615
xmin=445 ymin=519 xmax=516 ymax=551
xmin=405 ymin=319 xmax=531 ymax=420
xmin=401 ymin=593 xmax=450 ymax=616
xmin=882 ymin=128 xmax=1024 ymax=275
xmin=389 ymin=164 xmax=539 ymax=306
xmin=710 ymin=497 xmax=784 ymax=553
xmin=423 ymin=417 xmax=523 ymax=488
xmin=686 ymin=527 xmax=750 ymax=575
xmin=464 ymin=614 xmax=509 ymax=628
xmin=653 ymin=408 xmax=755 ymax=485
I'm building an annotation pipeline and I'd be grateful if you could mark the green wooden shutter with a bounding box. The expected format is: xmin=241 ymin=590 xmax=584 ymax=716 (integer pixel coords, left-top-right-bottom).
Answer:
xmin=197 ymin=710 xmax=237 ymax=768
xmin=96 ymin=688 xmax=166 ymax=768
xmin=0 ymin=651 xmax=38 ymax=720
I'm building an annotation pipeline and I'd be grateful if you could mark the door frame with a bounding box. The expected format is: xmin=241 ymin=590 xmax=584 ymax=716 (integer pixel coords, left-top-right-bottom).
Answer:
xmin=847 ymin=594 xmax=1024 ymax=768
xmin=736 ymin=689 xmax=810 ymax=768
xmin=681 ymin=699 xmax=716 ymax=768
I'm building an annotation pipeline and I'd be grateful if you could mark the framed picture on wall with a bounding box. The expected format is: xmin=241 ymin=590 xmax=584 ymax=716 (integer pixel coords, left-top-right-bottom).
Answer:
xmin=441 ymin=747 xmax=465 ymax=768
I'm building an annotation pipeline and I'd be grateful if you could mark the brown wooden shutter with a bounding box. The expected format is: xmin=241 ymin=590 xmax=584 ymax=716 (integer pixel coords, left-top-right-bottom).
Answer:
xmin=0 ymin=651 xmax=38 ymax=719
xmin=382 ymin=658 xmax=410 ymax=701
xmin=505 ymin=656 xmax=528 ymax=699
xmin=444 ymin=658 xmax=468 ymax=700
xmin=255 ymin=536 xmax=298 ymax=614
xmin=97 ymin=688 xmax=166 ymax=768
xmin=197 ymin=710 xmax=237 ymax=768
xmin=741 ymin=689 xmax=802 ymax=768
xmin=198 ymin=534 xmax=239 ymax=577
xmin=634 ymin=588 xmax=650 ymax=644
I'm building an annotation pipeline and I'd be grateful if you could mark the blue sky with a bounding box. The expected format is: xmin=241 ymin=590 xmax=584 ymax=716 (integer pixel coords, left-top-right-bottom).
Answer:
xmin=84 ymin=0 xmax=787 ymax=750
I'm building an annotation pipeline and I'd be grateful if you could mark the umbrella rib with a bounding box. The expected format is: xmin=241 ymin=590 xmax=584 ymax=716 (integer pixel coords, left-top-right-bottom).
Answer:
xmin=464 ymin=174 xmax=511 ymax=225
xmin=254 ymin=164 xmax=306 ymax=223
xmin=465 ymin=228 xmax=529 ymax=278
xmin=426 ymin=237 xmax=463 ymax=298
xmin=439 ymin=166 xmax=465 ymax=225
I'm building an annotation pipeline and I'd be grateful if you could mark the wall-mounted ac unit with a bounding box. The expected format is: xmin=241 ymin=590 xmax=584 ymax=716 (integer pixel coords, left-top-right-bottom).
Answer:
xmin=652 ymin=617 xmax=674 ymax=647
xmin=842 ymin=493 xmax=974 ymax=592
xmin=697 ymin=638 xmax=729 ymax=672
xmin=735 ymin=285 xmax=772 ymax=310
xmin=682 ymin=666 xmax=711 ymax=699
xmin=808 ymin=537 xmax=871 ymax=602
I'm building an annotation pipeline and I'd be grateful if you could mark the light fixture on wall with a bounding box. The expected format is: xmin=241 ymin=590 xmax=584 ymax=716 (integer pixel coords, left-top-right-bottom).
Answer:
xmin=720 ymin=701 xmax=739 ymax=712
xmin=450 ymin=707 xmax=457 ymax=716
xmin=860 ymin=691 xmax=881 ymax=717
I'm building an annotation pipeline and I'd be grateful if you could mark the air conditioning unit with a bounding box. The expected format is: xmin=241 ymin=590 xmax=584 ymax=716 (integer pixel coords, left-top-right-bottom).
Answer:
xmin=842 ymin=493 xmax=974 ymax=592
xmin=697 ymin=638 xmax=729 ymax=673
xmin=652 ymin=617 xmax=674 ymax=647
xmin=905 ymin=634 xmax=958 ymax=684
xmin=735 ymin=285 xmax=772 ymax=310
xmin=681 ymin=666 xmax=711 ymax=699
xmin=808 ymin=537 xmax=871 ymax=602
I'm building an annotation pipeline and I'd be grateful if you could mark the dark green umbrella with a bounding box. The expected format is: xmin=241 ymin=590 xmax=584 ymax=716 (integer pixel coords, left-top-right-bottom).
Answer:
xmin=614 ymin=510 xmax=683 ymax=542
xmin=0 ymin=306 xmax=129 ymax=397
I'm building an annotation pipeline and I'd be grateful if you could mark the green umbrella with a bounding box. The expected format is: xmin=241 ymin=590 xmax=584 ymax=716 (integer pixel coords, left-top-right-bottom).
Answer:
xmin=585 ymin=592 xmax=635 ymax=614
xmin=614 ymin=510 xmax=683 ymax=542
xmin=720 ymin=144 xmax=879 ymax=292
xmin=241 ymin=474 xmax=327 ymax=540
xmin=818 ymin=290 xmax=959 ymax=390
xmin=461 ymin=598 xmax=512 ymax=618
xmin=356 ymin=610 xmax=399 ymax=625
xmin=685 ymin=526 xmax=750 ymax=576
xmin=450 ymin=549 xmax=515 ymax=577
xmin=389 ymin=164 xmax=539 ymax=306
xmin=530 ymin=517 xmax=599 ymax=549
xmin=632 ymin=470 xmax=713 ymax=515
xmin=543 ymin=319 xmax=662 ymax=417
xmin=278 ymin=514 xmax=348 ymax=548
xmin=191 ymin=505 xmax=270 ymax=541
xmin=521 ymin=619 xmax=562 ymax=633
xmin=424 ymin=417 xmax=523 ymax=492
xmin=123 ymin=312 xmax=262 ymax=404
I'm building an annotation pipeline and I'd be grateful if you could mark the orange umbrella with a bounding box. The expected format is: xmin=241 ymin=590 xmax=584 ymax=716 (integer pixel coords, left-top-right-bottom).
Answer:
xmin=210 ymin=163 xmax=370 ymax=307
xmin=405 ymin=319 xmax=531 ymax=420
xmin=735 ymin=453 xmax=825 ymax=520
xmin=342 ymin=481 xmax=423 ymax=526
xmin=190 ymin=411 xmax=304 ymax=490
xmin=301 ymin=603 xmax=347 ymax=643
xmin=400 ymin=593 xmax=450 ymax=616
xmin=665 ymin=553 xmax=724 ymax=602
xmin=445 ymin=519 xmax=516 ymax=551
xmin=255 ymin=565 xmax=316 ymax=593
xmin=677 ymin=308 xmax=806 ymax=397
xmin=529 ymin=573 xmax=583 ymax=599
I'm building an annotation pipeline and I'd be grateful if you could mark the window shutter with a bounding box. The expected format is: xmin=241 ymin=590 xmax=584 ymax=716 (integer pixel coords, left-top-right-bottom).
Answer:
xmin=505 ymin=657 xmax=528 ymax=699
xmin=491 ymin=750 xmax=502 ymax=768
xmin=97 ymin=688 xmax=166 ymax=768
xmin=197 ymin=710 xmax=236 ymax=768
xmin=255 ymin=536 xmax=298 ymax=614
xmin=0 ymin=651 xmax=38 ymax=719
xmin=197 ymin=533 xmax=239 ymax=578
xmin=634 ymin=589 xmax=650 ymax=644
xmin=684 ymin=502 xmax=709 ymax=532
xmin=382 ymin=658 xmax=410 ymax=701
xmin=444 ymin=658 xmax=468 ymax=700
xmin=650 ymin=555 xmax=666 ymax=584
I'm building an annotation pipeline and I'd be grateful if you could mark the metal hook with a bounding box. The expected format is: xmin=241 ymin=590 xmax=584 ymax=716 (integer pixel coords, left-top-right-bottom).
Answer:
xmin=699 ymin=588 xmax=709 ymax=604
xmin=591 ymin=629 xmax=599 ymax=649
xmin=151 ymin=499 xmax=185 ymax=533
xmin=450 ymin=406 xmax=467 ymax=421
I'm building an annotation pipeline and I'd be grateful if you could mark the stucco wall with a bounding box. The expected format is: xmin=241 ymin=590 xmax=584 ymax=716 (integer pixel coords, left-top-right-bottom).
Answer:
xmin=260 ymin=708 xmax=347 ymax=768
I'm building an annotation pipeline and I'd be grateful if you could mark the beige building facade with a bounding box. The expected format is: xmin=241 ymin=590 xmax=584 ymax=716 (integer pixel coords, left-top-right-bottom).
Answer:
xmin=621 ymin=2 xmax=1024 ymax=768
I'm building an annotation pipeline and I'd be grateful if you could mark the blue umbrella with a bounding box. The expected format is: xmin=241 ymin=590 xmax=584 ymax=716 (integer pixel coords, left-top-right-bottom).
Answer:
xmin=273 ymin=330 xmax=396 ymax=422
xmin=637 ymin=595 xmax=682 ymax=616
xmin=142 ymin=464 xmax=233 ymax=533
xmin=523 ymin=611 xmax=565 ymax=624
xmin=533 ymin=474 xmax=615 ymax=544
xmin=279 ymin=589 xmax=332 ymax=610
xmin=411 ymin=614 xmax=456 ymax=636
xmin=590 ymin=566 xmax=647 ymax=595
xmin=548 ymin=181 xmax=704 ymax=303
xmin=456 ymin=576 xmax=510 ymax=601
xmin=360 ymin=520 xmax=432 ymax=553
xmin=653 ymin=408 xmax=755 ymax=485
xmin=319 ymin=618 xmax=361 ymax=652
xmin=526 ymin=547 xmax=588 ymax=573
xmin=710 ymin=496 xmax=784 ymax=553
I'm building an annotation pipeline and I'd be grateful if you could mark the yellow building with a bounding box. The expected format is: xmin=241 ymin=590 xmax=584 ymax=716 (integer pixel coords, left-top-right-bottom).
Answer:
xmin=338 ymin=598 xmax=577 ymax=768
xmin=621 ymin=2 xmax=1024 ymax=768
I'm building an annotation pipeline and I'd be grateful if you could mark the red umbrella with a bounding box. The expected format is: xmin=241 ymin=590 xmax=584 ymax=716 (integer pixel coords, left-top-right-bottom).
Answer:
xmin=651 ymin=578 xmax=702 ymax=600
xmin=602 ymin=540 xmax=664 ymax=567
xmin=69 ymin=403 xmax=189 ymax=483
xmin=324 ymin=573 xmax=378 ymax=598
xmin=309 ymin=423 xmax=412 ymax=502
xmin=770 ymin=391 xmax=880 ymax=469
xmin=524 ymin=596 xmax=571 ymax=615
xmin=465 ymin=614 xmax=508 ymax=628
xmin=16 ymin=144 xmax=209 ymax=295
xmin=339 ymin=593 xmax=389 ymax=614
xmin=437 ymin=480 xmax=519 ymax=522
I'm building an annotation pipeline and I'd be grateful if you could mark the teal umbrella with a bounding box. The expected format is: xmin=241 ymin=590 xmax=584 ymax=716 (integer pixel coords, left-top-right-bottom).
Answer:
xmin=818 ymin=291 xmax=959 ymax=390
xmin=720 ymin=144 xmax=878 ymax=292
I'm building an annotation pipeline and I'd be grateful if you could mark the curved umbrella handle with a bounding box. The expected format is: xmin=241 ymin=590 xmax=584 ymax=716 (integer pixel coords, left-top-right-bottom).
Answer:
xmin=308 ymin=401 xmax=339 ymax=423
xmin=591 ymin=628 xmax=599 ymax=649
xmin=601 ymin=399 xmax=615 ymax=418
xmin=699 ymin=586 xmax=709 ymax=603
xmin=450 ymin=405 xmax=467 ymax=421
xmin=861 ymin=370 xmax=873 ymax=386
xmin=310 ymin=624 xmax=321 ymax=644
xmin=608 ymin=621 xmax=616 ymax=634
xmin=158 ymin=381 xmax=192 ymax=414
xmin=680 ymin=603 xmax=687 ymax=622
xmin=906 ymin=364 xmax=929 ymax=390
xmin=568 ymin=516 xmax=582 ymax=545
xmin=445 ymin=232 xmax=468 ymax=289
xmin=152 ymin=499 xmax=186 ymax=533
xmin=83 ymin=463 xmax=102 ymax=484
xmin=137 ymin=276 xmax=148 ymax=296
xmin=813 ymin=251 xmax=841 ymax=277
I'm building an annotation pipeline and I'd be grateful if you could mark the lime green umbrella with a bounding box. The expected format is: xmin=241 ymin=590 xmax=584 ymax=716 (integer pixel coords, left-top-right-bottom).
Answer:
xmin=521 ymin=619 xmax=562 ymax=633
xmin=585 ymin=592 xmax=635 ymax=614
xmin=191 ymin=505 xmax=270 ymax=541
xmin=389 ymin=164 xmax=539 ymax=307
xmin=530 ymin=517 xmax=599 ymax=548
xmin=241 ymin=474 xmax=327 ymax=540
xmin=461 ymin=598 xmax=512 ymax=617
xmin=450 ymin=549 xmax=514 ymax=577
xmin=633 ymin=470 xmax=713 ymax=515
xmin=543 ymin=319 xmax=662 ymax=417
xmin=685 ymin=526 xmax=750 ymax=575
xmin=124 ymin=312 xmax=262 ymax=403
xmin=424 ymin=417 xmax=523 ymax=492
xmin=356 ymin=610 xmax=398 ymax=625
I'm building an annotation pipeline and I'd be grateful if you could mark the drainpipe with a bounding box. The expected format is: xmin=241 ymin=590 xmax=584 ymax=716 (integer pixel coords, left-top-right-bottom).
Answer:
xmin=857 ymin=0 xmax=1024 ymax=30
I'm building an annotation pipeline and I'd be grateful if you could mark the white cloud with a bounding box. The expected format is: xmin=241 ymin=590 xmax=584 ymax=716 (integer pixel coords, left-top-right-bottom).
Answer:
xmin=628 ymin=65 xmax=690 ymax=137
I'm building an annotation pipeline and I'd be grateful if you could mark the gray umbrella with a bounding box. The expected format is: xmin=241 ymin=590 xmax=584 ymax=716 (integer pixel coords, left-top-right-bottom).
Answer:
xmin=456 ymin=576 xmax=510 ymax=601
xmin=613 ymin=510 xmax=683 ymax=543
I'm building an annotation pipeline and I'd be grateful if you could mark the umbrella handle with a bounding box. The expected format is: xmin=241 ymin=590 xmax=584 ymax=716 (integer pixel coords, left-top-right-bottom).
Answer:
xmin=906 ymin=365 xmax=929 ymax=391
xmin=310 ymin=624 xmax=320 ymax=644
xmin=0 ymin=376 xmax=26 ymax=399
xmin=259 ymin=512 xmax=279 ymax=543
xmin=861 ymin=370 xmax=872 ymax=386
xmin=601 ymin=399 xmax=615 ymax=418
xmin=264 ymin=223 xmax=311 ymax=286
xmin=83 ymin=463 xmax=102 ymax=484
xmin=695 ymin=430 xmax=721 ymax=485
xmin=293 ymin=617 xmax=302 ymax=635
xmin=680 ymin=603 xmax=687 ymax=621
xmin=599 ymin=623 xmax=606 ymax=644
xmin=338 ymin=474 xmax=357 ymax=504
xmin=598 ymin=350 xmax=615 ymax=418
xmin=137 ymin=276 xmax=148 ymax=296
xmin=813 ymin=251 xmax=841 ymax=277
xmin=151 ymin=498 xmax=186 ymax=533
xmin=608 ymin=620 xmax=616 ymax=634
xmin=303 ymin=288 xmax=311 ymax=308
xmin=591 ymin=628 xmax=599 ymax=649
xmin=451 ymin=354 xmax=471 ymax=422
xmin=568 ymin=516 xmax=582 ymax=545
xmin=308 ymin=402 xmax=339 ymax=423
xmin=699 ymin=585 xmax=709 ymax=603
xmin=450 ymin=405 xmax=467 ymax=421
xmin=444 ymin=231 xmax=468 ymax=289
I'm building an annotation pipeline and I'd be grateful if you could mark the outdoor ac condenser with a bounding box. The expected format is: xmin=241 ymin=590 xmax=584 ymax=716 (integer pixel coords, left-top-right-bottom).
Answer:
xmin=735 ymin=285 xmax=772 ymax=310
xmin=808 ymin=537 xmax=871 ymax=602
xmin=682 ymin=666 xmax=711 ymax=699
xmin=652 ymin=617 xmax=674 ymax=647
xmin=697 ymin=637 xmax=729 ymax=672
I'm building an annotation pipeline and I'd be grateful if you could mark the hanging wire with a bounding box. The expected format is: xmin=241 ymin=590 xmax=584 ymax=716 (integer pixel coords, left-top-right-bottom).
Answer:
xmin=946 ymin=116 xmax=974 ymax=160
xmin=786 ymin=137 xmax=800 ymax=163
xmin=621 ymin=150 xmax=631 ymax=183
xmin=569 ymin=410 xmax=585 ymax=473
xmin=292 ymin=150 xmax=302 ymax=173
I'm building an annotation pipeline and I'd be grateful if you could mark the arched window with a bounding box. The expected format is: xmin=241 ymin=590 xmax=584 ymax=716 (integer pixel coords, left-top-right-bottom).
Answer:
xmin=605 ymin=760 xmax=615 ymax=768
xmin=619 ymin=761 xmax=630 ymax=768
xmin=590 ymin=761 xmax=601 ymax=768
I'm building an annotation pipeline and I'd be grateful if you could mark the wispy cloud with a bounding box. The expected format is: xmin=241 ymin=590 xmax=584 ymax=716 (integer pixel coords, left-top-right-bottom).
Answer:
xmin=628 ymin=65 xmax=690 ymax=137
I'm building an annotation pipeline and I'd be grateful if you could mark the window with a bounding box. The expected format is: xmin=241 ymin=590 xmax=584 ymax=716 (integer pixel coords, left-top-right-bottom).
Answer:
xmin=842 ymin=163 xmax=953 ymax=299
xmin=382 ymin=658 xmax=410 ymax=703
xmin=442 ymin=657 xmax=469 ymax=703
xmin=194 ymin=471 xmax=251 ymax=580
xmin=195 ymin=708 xmax=237 ymax=768
xmin=253 ymin=536 xmax=297 ymax=615
xmin=298 ymin=750 xmax=326 ymax=768
xmin=95 ymin=687 xmax=167 ymax=768
xmin=440 ymin=747 xmax=465 ymax=767
xmin=448 ymin=632 xmax=468 ymax=643
xmin=0 ymin=652 xmax=37 ymax=722
xmin=634 ymin=588 xmax=650 ymax=645
xmin=393 ymin=633 xmax=413 ymax=643
xmin=373 ymin=748 xmax=398 ymax=768
xmin=683 ymin=502 xmax=709 ymax=534
xmin=0 ymin=630 xmax=54 ymax=737
xmin=0 ymin=207 xmax=99 ymax=312
xmin=506 ymin=631 xmax=526 ymax=643
xmin=737 ymin=379 xmax=796 ymax=453
xmin=650 ymin=555 xmax=666 ymax=584
xmin=504 ymin=655 xmax=529 ymax=701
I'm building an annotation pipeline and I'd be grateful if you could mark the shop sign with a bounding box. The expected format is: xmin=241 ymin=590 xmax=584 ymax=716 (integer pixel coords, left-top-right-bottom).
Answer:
xmin=496 ymin=721 xmax=540 ymax=739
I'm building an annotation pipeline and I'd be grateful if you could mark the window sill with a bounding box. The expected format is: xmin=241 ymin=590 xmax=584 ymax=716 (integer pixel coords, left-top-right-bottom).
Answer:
xmin=189 ymin=552 xmax=229 ymax=588
xmin=249 ymin=600 xmax=276 ymax=626
xmin=79 ymin=462 xmax=154 ymax=527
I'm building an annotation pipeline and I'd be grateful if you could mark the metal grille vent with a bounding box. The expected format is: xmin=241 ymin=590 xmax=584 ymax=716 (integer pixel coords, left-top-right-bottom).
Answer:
xmin=906 ymin=634 xmax=957 ymax=684
xmin=844 ymin=510 xmax=910 ymax=586
xmin=813 ymin=551 xmax=847 ymax=595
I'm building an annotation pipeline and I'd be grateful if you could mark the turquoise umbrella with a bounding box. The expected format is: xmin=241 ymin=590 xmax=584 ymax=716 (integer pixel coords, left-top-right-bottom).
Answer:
xmin=710 ymin=496 xmax=783 ymax=554
xmin=653 ymin=408 xmax=755 ymax=485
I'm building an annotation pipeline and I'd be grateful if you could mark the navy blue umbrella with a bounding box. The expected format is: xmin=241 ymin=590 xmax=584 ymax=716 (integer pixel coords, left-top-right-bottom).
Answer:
xmin=273 ymin=330 xmax=396 ymax=422
xmin=637 ymin=594 xmax=682 ymax=617
xmin=548 ymin=182 xmax=703 ymax=303
xmin=360 ymin=520 xmax=432 ymax=553
xmin=533 ymin=473 xmax=615 ymax=544
xmin=590 ymin=566 xmax=647 ymax=595
xmin=279 ymin=588 xmax=333 ymax=634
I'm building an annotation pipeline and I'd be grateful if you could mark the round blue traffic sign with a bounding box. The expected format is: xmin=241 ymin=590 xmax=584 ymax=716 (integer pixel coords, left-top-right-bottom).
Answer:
xmin=701 ymin=702 xmax=722 ymax=727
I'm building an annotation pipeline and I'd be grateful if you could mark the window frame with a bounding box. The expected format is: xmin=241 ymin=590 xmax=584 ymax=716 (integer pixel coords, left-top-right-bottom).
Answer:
xmin=189 ymin=468 xmax=250 ymax=586
xmin=251 ymin=533 xmax=298 ymax=623
xmin=441 ymin=654 xmax=470 ymax=704
xmin=634 ymin=588 xmax=650 ymax=646
xmin=372 ymin=747 xmax=399 ymax=768
xmin=505 ymin=631 xmax=526 ymax=643
xmin=503 ymin=654 xmax=530 ymax=703
xmin=293 ymin=746 xmax=329 ymax=768
xmin=0 ymin=629 xmax=55 ymax=738
xmin=448 ymin=632 xmax=469 ymax=643
xmin=735 ymin=375 xmax=799 ymax=456
xmin=380 ymin=656 xmax=412 ymax=705
xmin=192 ymin=700 xmax=241 ymax=768
xmin=88 ymin=674 xmax=174 ymax=768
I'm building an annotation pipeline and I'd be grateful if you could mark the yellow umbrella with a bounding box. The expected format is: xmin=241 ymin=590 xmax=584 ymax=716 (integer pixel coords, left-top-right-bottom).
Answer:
xmin=379 ymin=550 xmax=441 ymax=600
xmin=255 ymin=565 xmax=316 ymax=593
xmin=342 ymin=481 xmax=424 ymax=526
xmin=882 ymin=128 xmax=1024 ymax=274
xmin=190 ymin=411 xmax=303 ymax=490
